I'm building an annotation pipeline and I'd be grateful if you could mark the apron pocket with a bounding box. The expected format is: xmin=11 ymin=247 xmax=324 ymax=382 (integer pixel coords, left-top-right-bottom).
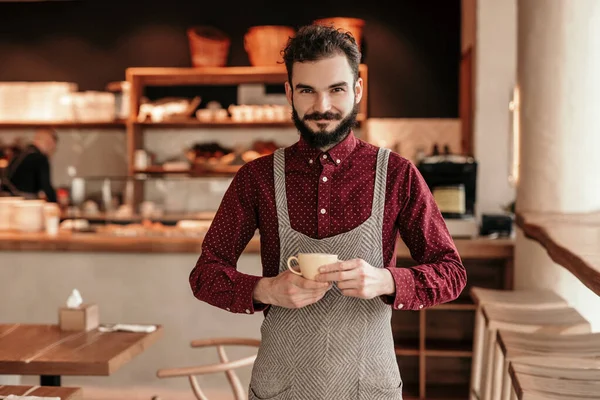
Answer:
xmin=249 ymin=385 xmax=292 ymax=400
xmin=358 ymin=379 xmax=403 ymax=400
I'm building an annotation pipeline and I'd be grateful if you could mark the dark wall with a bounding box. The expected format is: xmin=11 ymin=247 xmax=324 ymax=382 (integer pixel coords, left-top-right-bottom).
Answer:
xmin=0 ymin=0 xmax=460 ymax=118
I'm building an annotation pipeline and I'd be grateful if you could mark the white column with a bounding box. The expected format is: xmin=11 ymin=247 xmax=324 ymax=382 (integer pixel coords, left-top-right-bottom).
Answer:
xmin=474 ymin=0 xmax=517 ymax=216
xmin=515 ymin=0 xmax=600 ymax=329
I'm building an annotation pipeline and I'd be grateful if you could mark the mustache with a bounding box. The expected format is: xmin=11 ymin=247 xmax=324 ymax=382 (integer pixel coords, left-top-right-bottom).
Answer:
xmin=303 ymin=112 xmax=342 ymax=121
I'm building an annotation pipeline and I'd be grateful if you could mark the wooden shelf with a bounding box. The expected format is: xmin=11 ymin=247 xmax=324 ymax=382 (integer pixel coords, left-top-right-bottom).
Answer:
xmin=133 ymin=113 xmax=365 ymax=129
xmin=126 ymin=64 xmax=367 ymax=86
xmin=63 ymin=211 xmax=216 ymax=225
xmin=390 ymin=255 xmax=514 ymax=400
xmin=0 ymin=120 xmax=126 ymax=129
xmin=134 ymin=119 xmax=295 ymax=129
xmin=126 ymin=64 xmax=370 ymax=206
xmin=425 ymin=340 xmax=473 ymax=357
xmin=127 ymin=65 xmax=289 ymax=86
xmin=394 ymin=338 xmax=420 ymax=356
xmin=134 ymin=165 xmax=241 ymax=177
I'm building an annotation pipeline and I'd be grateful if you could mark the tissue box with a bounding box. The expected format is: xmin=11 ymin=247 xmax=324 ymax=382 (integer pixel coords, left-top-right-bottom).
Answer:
xmin=59 ymin=303 xmax=99 ymax=331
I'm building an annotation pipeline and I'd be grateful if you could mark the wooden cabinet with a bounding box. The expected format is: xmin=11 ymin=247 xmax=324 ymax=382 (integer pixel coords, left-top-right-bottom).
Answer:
xmin=393 ymin=239 xmax=514 ymax=399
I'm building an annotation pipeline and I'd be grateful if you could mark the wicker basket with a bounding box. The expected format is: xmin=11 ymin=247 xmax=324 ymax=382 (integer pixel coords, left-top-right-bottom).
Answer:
xmin=187 ymin=26 xmax=230 ymax=67
xmin=244 ymin=25 xmax=295 ymax=66
xmin=314 ymin=17 xmax=365 ymax=49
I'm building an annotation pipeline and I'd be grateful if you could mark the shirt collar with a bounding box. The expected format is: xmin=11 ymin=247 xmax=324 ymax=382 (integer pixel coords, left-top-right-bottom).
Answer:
xmin=296 ymin=130 xmax=357 ymax=166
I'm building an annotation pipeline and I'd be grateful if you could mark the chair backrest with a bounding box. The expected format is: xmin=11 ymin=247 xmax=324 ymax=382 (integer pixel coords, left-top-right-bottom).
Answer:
xmin=156 ymin=337 xmax=261 ymax=400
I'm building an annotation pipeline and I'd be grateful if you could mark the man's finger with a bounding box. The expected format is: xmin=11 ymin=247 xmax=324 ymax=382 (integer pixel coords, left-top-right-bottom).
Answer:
xmin=318 ymin=260 xmax=357 ymax=274
xmin=315 ymin=270 xmax=355 ymax=282
xmin=293 ymin=275 xmax=331 ymax=290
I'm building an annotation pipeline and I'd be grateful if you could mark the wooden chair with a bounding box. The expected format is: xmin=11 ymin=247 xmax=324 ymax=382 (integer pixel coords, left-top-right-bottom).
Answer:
xmin=469 ymin=287 xmax=569 ymax=400
xmin=481 ymin=305 xmax=590 ymax=400
xmin=508 ymin=358 xmax=600 ymax=400
xmin=496 ymin=330 xmax=600 ymax=400
xmin=154 ymin=337 xmax=261 ymax=400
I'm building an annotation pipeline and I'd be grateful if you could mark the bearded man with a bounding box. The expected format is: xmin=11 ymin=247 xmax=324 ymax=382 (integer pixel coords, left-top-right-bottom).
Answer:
xmin=189 ymin=24 xmax=466 ymax=400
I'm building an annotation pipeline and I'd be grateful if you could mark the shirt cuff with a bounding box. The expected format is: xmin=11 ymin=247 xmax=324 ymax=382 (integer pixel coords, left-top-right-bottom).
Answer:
xmin=228 ymin=274 xmax=268 ymax=314
xmin=385 ymin=267 xmax=420 ymax=311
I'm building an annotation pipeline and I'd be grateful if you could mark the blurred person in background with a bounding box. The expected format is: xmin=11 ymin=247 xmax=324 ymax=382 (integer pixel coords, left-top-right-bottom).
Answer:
xmin=0 ymin=127 xmax=58 ymax=202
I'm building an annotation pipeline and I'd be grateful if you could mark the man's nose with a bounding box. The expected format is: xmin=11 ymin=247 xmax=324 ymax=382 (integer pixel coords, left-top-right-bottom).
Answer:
xmin=314 ymin=93 xmax=331 ymax=113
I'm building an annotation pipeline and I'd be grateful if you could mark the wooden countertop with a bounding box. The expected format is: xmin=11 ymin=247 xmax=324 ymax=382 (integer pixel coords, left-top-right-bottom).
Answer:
xmin=516 ymin=211 xmax=600 ymax=297
xmin=0 ymin=231 xmax=514 ymax=258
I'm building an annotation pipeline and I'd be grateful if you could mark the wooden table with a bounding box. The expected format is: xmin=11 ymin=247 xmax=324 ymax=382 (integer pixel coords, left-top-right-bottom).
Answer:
xmin=0 ymin=385 xmax=82 ymax=399
xmin=516 ymin=211 xmax=600 ymax=296
xmin=0 ymin=324 xmax=162 ymax=387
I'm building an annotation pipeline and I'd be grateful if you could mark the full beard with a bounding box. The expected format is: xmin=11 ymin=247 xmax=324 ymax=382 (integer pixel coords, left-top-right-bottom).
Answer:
xmin=292 ymin=104 xmax=359 ymax=149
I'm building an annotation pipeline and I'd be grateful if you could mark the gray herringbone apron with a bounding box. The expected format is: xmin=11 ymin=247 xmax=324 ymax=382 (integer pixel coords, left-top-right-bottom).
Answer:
xmin=249 ymin=147 xmax=402 ymax=400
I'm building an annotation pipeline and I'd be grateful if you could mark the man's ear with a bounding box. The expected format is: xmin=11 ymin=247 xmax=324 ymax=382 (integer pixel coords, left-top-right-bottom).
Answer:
xmin=354 ymin=77 xmax=364 ymax=104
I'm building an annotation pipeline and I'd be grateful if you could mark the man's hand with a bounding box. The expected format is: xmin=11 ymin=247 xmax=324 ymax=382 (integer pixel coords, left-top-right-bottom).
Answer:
xmin=253 ymin=270 xmax=331 ymax=309
xmin=315 ymin=258 xmax=395 ymax=299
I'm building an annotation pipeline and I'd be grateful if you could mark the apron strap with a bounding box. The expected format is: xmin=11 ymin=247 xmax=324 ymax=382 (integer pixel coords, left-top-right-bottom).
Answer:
xmin=371 ymin=148 xmax=391 ymax=218
xmin=273 ymin=148 xmax=291 ymax=228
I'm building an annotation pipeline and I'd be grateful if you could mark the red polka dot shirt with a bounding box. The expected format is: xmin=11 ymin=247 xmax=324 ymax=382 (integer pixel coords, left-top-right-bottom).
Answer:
xmin=189 ymin=131 xmax=467 ymax=314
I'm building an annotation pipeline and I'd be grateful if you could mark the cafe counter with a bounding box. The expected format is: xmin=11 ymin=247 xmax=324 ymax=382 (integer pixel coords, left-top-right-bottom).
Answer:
xmin=0 ymin=230 xmax=513 ymax=258
xmin=0 ymin=231 xmax=514 ymax=395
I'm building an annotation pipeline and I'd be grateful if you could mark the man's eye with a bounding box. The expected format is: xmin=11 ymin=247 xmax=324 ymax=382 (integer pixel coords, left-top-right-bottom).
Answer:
xmin=332 ymin=88 xmax=345 ymax=93
xmin=300 ymin=89 xmax=313 ymax=94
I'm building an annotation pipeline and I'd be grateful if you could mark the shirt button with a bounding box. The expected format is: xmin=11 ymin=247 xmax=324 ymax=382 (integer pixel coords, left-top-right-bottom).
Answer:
xmin=419 ymin=304 xmax=424 ymax=309
xmin=245 ymin=309 xmax=251 ymax=314
xmin=397 ymin=304 xmax=404 ymax=309
xmin=322 ymin=154 xmax=327 ymax=159
xmin=309 ymin=159 xmax=313 ymax=164
xmin=320 ymin=208 xmax=326 ymax=214
xmin=336 ymin=159 xmax=341 ymax=164
xmin=226 ymin=307 xmax=230 ymax=311
xmin=322 ymin=177 xmax=328 ymax=182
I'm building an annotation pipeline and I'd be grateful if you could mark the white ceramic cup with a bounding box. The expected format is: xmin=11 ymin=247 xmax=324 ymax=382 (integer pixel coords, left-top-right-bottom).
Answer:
xmin=43 ymin=203 xmax=61 ymax=236
xmin=286 ymin=253 xmax=338 ymax=281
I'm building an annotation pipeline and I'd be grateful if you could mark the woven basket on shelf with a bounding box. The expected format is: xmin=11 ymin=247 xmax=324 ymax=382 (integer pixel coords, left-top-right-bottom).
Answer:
xmin=187 ymin=26 xmax=230 ymax=67
xmin=314 ymin=17 xmax=365 ymax=49
xmin=244 ymin=25 xmax=295 ymax=66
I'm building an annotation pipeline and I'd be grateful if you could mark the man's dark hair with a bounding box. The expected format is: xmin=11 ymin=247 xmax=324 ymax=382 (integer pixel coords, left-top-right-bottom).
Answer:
xmin=282 ymin=24 xmax=361 ymax=87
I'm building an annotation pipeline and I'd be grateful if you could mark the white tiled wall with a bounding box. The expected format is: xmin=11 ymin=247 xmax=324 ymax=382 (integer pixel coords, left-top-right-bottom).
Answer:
xmin=364 ymin=118 xmax=462 ymax=163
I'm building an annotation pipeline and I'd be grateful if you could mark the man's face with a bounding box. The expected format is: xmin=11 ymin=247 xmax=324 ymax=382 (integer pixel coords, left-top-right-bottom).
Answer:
xmin=285 ymin=54 xmax=363 ymax=149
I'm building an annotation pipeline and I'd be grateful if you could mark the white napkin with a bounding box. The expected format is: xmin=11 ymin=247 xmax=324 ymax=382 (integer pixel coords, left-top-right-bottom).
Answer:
xmin=98 ymin=323 xmax=157 ymax=333
xmin=66 ymin=288 xmax=83 ymax=308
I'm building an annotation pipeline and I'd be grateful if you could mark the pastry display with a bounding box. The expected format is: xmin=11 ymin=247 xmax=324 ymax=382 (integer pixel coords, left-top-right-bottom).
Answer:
xmin=183 ymin=140 xmax=281 ymax=172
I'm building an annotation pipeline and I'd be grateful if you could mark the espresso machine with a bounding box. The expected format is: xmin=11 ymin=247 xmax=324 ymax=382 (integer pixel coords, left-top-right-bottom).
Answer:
xmin=416 ymin=150 xmax=479 ymax=238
